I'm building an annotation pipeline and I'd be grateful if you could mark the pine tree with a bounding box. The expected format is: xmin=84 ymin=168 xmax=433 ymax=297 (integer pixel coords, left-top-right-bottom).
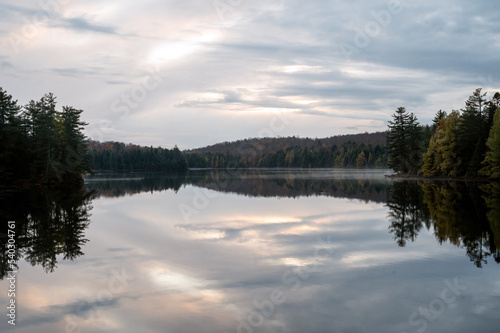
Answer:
xmin=407 ymin=112 xmax=423 ymax=174
xmin=0 ymin=88 xmax=27 ymax=182
xmin=387 ymin=107 xmax=410 ymax=173
xmin=22 ymin=94 xmax=59 ymax=182
xmin=387 ymin=107 xmax=422 ymax=174
xmin=457 ymin=88 xmax=489 ymax=176
xmin=57 ymin=106 xmax=92 ymax=182
xmin=1 ymin=88 xmax=93 ymax=185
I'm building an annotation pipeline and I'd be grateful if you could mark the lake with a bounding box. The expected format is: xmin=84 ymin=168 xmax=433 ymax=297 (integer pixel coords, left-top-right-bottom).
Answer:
xmin=1 ymin=169 xmax=499 ymax=333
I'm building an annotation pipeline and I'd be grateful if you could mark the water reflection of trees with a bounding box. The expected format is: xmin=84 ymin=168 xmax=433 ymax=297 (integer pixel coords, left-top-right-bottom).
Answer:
xmin=85 ymin=172 xmax=186 ymax=198
xmin=386 ymin=181 xmax=431 ymax=247
xmin=0 ymin=187 xmax=93 ymax=279
xmin=85 ymin=170 xmax=390 ymax=203
xmin=84 ymin=171 xmax=500 ymax=268
xmin=386 ymin=180 xmax=500 ymax=267
xmin=187 ymin=169 xmax=390 ymax=203
xmin=481 ymin=183 xmax=500 ymax=255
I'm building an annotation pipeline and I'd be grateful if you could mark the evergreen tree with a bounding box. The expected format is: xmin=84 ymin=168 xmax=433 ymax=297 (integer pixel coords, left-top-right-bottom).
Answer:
xmin=22 ymin=94 xmax=59 ymax=182
xmin=1 ymin=88 xmax=92 ymax=186
xmin=457 ymin=88 xmax=489 ymax=176
xmin=387 ymin=107 xmax=422 ymax=174
xmin=0 ymin=88 xmax=28 ymax=182
xmin=407 ymin=113 xmax=423 ymax=173
xmin=57 ymin=106 xmax=92 ymax=181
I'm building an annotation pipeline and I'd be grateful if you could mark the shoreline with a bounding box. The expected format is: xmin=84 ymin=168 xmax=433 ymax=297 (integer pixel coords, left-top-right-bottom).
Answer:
xmin=385 ymin=173 xmax=493 ymax=182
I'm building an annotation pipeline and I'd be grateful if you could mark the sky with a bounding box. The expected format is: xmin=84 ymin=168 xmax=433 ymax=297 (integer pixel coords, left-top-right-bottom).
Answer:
xmin=1 ymin=0 xmax=499 ymax=149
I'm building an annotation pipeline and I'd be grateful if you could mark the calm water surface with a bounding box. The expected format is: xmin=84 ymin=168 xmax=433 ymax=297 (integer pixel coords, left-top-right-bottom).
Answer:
xmin=1 ymin=169 xmax=499 ymax=333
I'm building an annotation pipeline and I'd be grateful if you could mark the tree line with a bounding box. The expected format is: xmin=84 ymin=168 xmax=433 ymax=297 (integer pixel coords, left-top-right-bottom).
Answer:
xmin=89 ymin=141 xmax=188 ymax=172
xmin=92 ymin=133 xmax=391 ymax=171
xmin=387 ymin=88 xmax=500 ymax=178
xmin=185 ymin=142 xmax=388 ymax=169
xmin=0 ymin=88 xmax=91 ymax=186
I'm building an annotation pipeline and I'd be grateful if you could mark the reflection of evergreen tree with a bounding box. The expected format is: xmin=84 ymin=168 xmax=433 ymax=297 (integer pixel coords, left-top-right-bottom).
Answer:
xmin=386 ymin=181 xmax=429 ymax=247
xmin=0 ymin=187 xmax=93 ymax=278
xmin=86 ymin=172 xmax=187 ymax=198
xmin=422 ymin=181 xmax=498 ymax=267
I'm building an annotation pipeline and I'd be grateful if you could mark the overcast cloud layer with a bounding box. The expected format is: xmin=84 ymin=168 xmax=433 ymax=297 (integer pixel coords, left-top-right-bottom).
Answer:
xmin=1 ymin=0 xmax=499 ymax=148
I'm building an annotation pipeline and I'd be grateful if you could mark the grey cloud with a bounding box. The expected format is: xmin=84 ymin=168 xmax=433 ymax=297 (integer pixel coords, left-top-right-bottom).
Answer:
xmin=0 ymin=3 xmax=48 ymax=18
xmin=53 ymin=16 xmax=118 ymax=34
xmin=1 ymin=60 xmax=13 ymax=68
xmin=13 ymin=296 xmax=125 ymax=329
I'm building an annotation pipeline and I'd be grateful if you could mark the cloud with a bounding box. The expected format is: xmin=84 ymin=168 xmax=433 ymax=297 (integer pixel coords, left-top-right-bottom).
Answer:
xmin=0 ymin=3 xmax=44 ymax=17
xmin=0 ymin=0 xmax=499 ymax=148
xmin=53 ymin=16 xmax=118 ymax=34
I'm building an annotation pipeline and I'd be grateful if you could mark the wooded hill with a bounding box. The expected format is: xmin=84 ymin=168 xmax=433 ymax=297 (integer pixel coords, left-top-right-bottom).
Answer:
xmin=185 ymin=132 xmax=389 ymax=169
xmin=188 ymin=132 xmax=387 ymax=155
xmin=87 ymin=131 xmax=389 ymax=172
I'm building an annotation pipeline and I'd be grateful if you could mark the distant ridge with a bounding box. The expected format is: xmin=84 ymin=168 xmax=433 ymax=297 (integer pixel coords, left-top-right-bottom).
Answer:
xmin=187 ymin=132 xmax=387 ymax=155
xmin=86 ymin=131 xmax=389 ymax=170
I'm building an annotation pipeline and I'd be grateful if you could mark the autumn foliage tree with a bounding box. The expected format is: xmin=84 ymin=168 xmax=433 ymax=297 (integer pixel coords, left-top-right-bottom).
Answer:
xmin=422 ymin=111 xmax=461 ymax=177
xmin=420 ymin=89 xmax=499 ymax=178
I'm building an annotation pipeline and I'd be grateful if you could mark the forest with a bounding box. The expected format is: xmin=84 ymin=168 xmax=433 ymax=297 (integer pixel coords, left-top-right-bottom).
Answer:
xmin=0 ymin=88 xmax=91 ymax=186
xmin=0 ymin=87 xmax=392 ymax=179
xmin=184 ymin=133 xmax=391 ymax=169
xmin=0 ymin=88 xmax=189 ymax=185
xmin=386 ymin=88 xmax=500 ymax=178
xmin=88 ymin=131 xmax=391 ymax=171
xmin=4 ymin=86 xmax=499 ymax=180
xmin=89 ymin=141 xmax=188 ymax=172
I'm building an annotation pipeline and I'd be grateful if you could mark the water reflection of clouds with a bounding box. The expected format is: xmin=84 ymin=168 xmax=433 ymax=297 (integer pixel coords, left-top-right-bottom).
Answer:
xmin=3 ymin=178 xmax=500 ymax=333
